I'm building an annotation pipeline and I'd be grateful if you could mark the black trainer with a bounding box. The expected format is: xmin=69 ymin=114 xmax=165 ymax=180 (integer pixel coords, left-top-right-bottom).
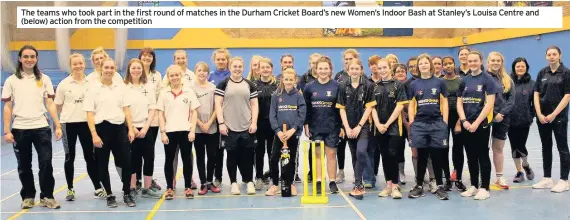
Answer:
xmin=294 ymin=174 xmax=302 ymax=183
xmin=123 ymin=194 xmax=136 ymax=207
xmin=307 ymin=171 xmax=312 ymax=183
xmin=263 ymin=171 xmax=271 ymax=184
xmin=443 ymin=180 xmax=453 ymax=191
xmin=455 ymin=181 xmax=467 ymax=192
xmin=107 ymin=195 xmax=118 ymax=208
xmin=408 ymin=185 xmax=424 ymax=198
xmin=329 ymin=181 xmax=339 ymax=194
xmin=316 ymin=181 xmax=322 ymax=194
xmin=435 ymin=186 xmax=449 ymax=200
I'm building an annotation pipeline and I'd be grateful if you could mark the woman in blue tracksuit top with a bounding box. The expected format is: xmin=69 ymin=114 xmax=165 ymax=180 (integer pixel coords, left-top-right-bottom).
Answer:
xmin=265 ymin=68 xmax=306 ymax=196
xmin=486 ymin=51 xmax=515 ymax=190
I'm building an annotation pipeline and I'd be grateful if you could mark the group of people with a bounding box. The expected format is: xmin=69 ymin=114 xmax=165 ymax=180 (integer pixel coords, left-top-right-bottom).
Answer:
xmin=2 ymin=44 xmax=569 ymax=210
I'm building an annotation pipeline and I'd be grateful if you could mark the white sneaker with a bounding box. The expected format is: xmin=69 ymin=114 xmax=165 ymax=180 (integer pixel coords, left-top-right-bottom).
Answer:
xmin=461 ymin=186 xmax=478 ymax=197
xmin=378 ymin=186 xmax=392 ymax=197
xmin=231 ymin=182 xmax=241 ymax=195
xmin=551 ymin=180 xmax=570 ymax=193
xmin=429 ymin=180 xmax=437 ymax=193
xmin=495 ymin=177 xmax=509 ymax=189
xmin=336 ymin=170 xmax=345 ymax=183
xmin=391 ymin=185 xmax=402 ymax=199
xmin=474 ymin=188 xmax=490 ymax=200
xmin=246 ymin=182 xmax=256 ymax=195
xmin=532 ymin=178 xmax=554 ymax=189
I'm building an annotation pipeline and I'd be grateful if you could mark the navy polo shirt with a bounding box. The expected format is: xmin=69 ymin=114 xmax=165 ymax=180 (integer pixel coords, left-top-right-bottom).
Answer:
xmin=458 ymin=71 xmax=502 ymax=122
xmin=303 ymin=79 xmax=341 ymax=134
xmin=408 ymin=76 xmax=449 ymax=122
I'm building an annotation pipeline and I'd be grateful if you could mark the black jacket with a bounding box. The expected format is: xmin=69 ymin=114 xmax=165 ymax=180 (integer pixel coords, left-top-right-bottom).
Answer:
xmin=510 ymin=73 xmax=535 ymax=127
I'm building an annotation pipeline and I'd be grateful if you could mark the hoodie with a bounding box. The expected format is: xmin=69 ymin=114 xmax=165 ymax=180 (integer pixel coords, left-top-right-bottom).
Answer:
xmin=269 ymin=87 xmax=306 ymax=136
xmin=510 ymin=73 xmax=535 ymax=127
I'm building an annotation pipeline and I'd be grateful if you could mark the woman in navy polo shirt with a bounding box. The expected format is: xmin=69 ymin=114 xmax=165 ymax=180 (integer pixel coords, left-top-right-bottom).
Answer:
xmin=532 ymin=46 xmax=570 ymax=193
xmin=457 ymin=51 xmax=501 ymax=200
xmin=407 ymin=54 xmax=449 ymax=200
xmin=303 ymin=56 xmax=341 ymax=194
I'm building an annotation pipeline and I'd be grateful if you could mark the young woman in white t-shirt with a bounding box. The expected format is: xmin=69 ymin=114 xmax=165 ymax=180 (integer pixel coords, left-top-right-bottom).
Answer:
xmin=123 ymin=58 xmax=162 ymax=199
xmin=158 ymin=65 xmax=200 ymax=199
xmin=84 ymin=58 xmax=136 ymax=208
xmin=55 ymin=53 xmax=106 ymax=201
xmin=135 ymin=48 xmax=163 ymax=191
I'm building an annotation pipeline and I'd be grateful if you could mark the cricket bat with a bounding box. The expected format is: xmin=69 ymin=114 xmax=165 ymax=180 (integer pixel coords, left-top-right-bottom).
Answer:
xmin=280 ymin=124 xmax=291 ymax=197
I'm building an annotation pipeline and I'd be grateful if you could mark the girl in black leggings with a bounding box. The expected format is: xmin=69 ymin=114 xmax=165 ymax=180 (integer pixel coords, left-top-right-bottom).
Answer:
xmin=265 ymin=68 xmax=306 ymax=196
xmin=457 ymin=51 xmax=500 ymax=200
xmin=532 ymin=46 xmax=570 ymax=193
xmin=508 ymin=57 xmax=536 ymax=183
xmin=158 ymin=65 xmax=200 ymax=199
xmin=124 ymin=58 xmax=162 ymax=199
xmin=84 ymin=58 xmax=136 ymax=208
xmin=55 ymin=53 xmax=106 ymax=201
xmin=372 ymin=59 xmax=407 ymax=199
xmin=253 ymin=58 xmax=278 ymax=190
xmin=193 ymin=62 xmax=222 ymax=195
xmin=441 ymin=56 xmax=467 ymax=192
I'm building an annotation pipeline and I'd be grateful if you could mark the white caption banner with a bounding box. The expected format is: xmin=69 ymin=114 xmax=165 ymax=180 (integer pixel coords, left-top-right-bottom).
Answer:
xmin=17 ymin=6 xmax=563 ymax=29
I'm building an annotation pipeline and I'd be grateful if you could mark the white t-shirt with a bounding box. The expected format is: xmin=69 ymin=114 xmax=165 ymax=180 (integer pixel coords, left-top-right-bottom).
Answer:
xmin=54 ymin=75 xmax=90 ymax=123
xmin=1 ymin=73 xmax=55 ymax=129
xmin=163 ymin=68 xmax=196 ymax=89
xmin=147 ymin=71 xmax=162 ymax=127
xmin=83 ymin=81 xmax=130 ymax=125
xmin=126 ymin=82 xmax=157 ymax=128
xmin=156 ymin=86 xmax=200 ymax=133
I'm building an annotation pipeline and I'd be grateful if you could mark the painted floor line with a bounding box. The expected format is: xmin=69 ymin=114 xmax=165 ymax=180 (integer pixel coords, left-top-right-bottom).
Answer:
xmin=145 ymin=168 xmax=184 ymax=220
xmin=6 ymin=173 xmax=88 ymax=220
xmin=0 ymin=169 xmax=66 ymax=203
xmin=337 ymin=187 xmax=367 ymax=220
xmin=0 ymin=205 xmax=350 ymax=214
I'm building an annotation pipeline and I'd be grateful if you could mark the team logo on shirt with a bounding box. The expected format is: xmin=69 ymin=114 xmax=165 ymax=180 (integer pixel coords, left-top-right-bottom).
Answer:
xmin=326 ymin=91 xmax=332 ymax=97
xmin=431 ymin=88 xmax=437 ymax=95
xmin=279 ymin=97 xmax=283 ymax=103
xmin=477 ymin=85 xmax=483 ymax=92
xmin=443 ymin=139 xmax=448 ymax=146
xmin=74 ymin=97 xmax=83 ymax=104
xmin=183 ymin=98 xmax=189 ymax=104
xmin=417 ymin=90 xmax=423 ymax=95
xmin=388 ymin=91 xmax=395 ymax=98
xmin=313 ymin=92 xmax=318 ymax=96
xmin=221 ymin=140 xmax=225 ymax=147
xmin=142 ymin=89 xmax=149 ymax=96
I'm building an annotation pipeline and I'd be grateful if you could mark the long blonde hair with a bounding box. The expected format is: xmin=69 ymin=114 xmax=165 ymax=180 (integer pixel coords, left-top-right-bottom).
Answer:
xmin=276 ymin=68 xmax=297 ymax=96
xmin=247 ymin=55 xmax=263 ymax=81
xmin=486 ymin=51 xmax=511 ymax=93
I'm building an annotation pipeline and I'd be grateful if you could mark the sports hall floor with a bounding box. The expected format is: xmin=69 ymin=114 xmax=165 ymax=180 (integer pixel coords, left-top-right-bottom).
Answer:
xmin=1 ymin=125 xmax=568 ymax=220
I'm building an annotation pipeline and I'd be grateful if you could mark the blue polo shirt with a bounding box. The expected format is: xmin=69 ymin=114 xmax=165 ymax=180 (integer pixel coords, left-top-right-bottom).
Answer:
xmin=458 ymin=71 xmax=502 ymax=122
xmin=408 ymin=76 xmax=449 ymax=122
xmin=303 ymin=79 xmax=341 ymax=134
